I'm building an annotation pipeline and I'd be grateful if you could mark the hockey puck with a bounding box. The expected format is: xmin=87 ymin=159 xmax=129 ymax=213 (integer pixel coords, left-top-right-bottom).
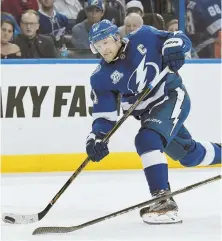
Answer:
xmin=4 ymin=216 xmax=15 ymax=224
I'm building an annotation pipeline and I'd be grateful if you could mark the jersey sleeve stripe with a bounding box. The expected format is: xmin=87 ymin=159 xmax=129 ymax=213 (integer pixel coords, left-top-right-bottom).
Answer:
xmin=194 ymin=37 xmax=216 ymax=53
xmin=92 ymin=111 xmax=118 ymax=122
xmin=121 ymin=82 xmax=165 ymax=111
xmin=207 ymin=19 xmax=221 ymax=35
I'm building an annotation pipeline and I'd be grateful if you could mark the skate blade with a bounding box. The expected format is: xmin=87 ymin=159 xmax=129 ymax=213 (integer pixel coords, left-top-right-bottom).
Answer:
xmin=141 ymin=210 xmax=182 ymax=225
xmin=143 ymin=220 xmax=183 ymax=225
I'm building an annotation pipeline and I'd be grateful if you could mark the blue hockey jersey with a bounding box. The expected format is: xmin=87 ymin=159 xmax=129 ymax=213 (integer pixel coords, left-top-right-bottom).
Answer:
xmin=90 ymin=25 xmax=191 ymax=138
xmin=186 ymin=0 xmax=221 ymax=57
xmin=38 ymin=10 xmax=68 ymax=38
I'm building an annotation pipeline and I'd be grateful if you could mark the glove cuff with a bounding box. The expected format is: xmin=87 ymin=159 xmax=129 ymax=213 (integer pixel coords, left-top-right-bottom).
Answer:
xmin=86 ymin=132 xmax=96 ymax=143
xmin=162 ymin=38 xmax=184 ymax=55
xmin=86 ymin=132 xmax=105 ymax=143
xmin=86 ymin=132 xmax=109 ymax=145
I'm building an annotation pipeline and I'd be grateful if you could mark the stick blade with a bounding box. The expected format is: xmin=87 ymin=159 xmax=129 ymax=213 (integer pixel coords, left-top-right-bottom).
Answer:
xmin=33 ymin=226 xmax=74 ymax=235
xmin=2 ymin=213 xmax=39 ymax=224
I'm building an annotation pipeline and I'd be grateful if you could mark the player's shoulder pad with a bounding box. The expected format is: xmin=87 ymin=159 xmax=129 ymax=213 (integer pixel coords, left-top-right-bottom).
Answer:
xmin=128 ymin=25 xmax=157 ymax=40
xmin=127 ymin=25 xmax=162 ymax=46
xmin=90 ymin=60 xmax=111 ymax=91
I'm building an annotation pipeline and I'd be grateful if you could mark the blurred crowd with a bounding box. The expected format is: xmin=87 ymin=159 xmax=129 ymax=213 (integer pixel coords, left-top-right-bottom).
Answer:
xmin=1 ymin=0 xmax=221 ymax=59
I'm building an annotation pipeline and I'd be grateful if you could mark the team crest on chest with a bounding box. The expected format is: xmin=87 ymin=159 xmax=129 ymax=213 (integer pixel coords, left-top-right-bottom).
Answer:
xmin=110 ymin=70 xmax=124 ymax=84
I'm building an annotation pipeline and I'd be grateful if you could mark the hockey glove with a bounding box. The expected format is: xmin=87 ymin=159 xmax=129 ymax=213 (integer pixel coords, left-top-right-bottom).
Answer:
xmin=86 ymin=133 xmax=109 ymax=162
xmin=162 ymin=38 xmax=185 ymax=72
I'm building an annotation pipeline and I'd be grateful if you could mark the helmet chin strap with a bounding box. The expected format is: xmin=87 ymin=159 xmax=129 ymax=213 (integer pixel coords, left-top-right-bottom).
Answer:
xmin=106 ymin=38 xmax=129 ymax=63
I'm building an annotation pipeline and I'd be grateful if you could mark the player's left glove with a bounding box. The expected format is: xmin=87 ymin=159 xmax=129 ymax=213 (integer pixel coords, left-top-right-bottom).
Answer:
xmin=162 ymin=38 xmax=185 ymax=72
xmin=86 ymin=132 xmax=109 ymax=162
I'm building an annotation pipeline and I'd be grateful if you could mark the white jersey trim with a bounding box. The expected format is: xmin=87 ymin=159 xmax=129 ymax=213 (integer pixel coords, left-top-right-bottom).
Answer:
xmin=198 ymin=142 xmax=215 ymax=166
xmin=207 ymin=19 xmax=221 ymax=35
xmin=121 ymin=82 xmax=166 ymax=111
xmin=141 ymin=150 xmax=168 ymax=168
xmin=92 ymin=110 xmax=117 ymax=122
xmin=148 ymin=96 xmax=169 ymax=114
xmin=195 ymin=37 xmax=216 ymax=53
xmin=170 ymin=87 xmax=185 ymax=136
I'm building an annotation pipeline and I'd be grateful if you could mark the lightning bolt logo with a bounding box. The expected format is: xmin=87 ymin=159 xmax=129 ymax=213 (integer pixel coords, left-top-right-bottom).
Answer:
xmin=127 ymin=56 xmax=147 ymax=93
xmin=135 ymin=56 xmax=148 ymax=93
xmin=127 ymin=56 xmax=160 ymax=94
xmin=170 ymin=87 xmax=185 ymax=136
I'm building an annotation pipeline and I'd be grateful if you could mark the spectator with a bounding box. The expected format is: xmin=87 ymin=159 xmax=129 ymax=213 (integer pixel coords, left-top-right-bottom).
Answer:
xmin=125 ymin=0 xmax=155 ymax=14
xmin=119 ymin=13 xmax=143 ymax=38
xmin=38 ymin=0 xmax=68 ymax=41
xmin=186 ymin=0 xmax=221 ymax=58
xmin=143 ymin=13 xmax=165 ymax=30
xmin=15 ymin=10 xmax=58 ymax=58
xmin=166 ymin=19 xmax=178 ymax=32
xmin=54 ymin=0 xmax=83 ymax=33
xmin=1 ymin=0 xmax=39 ymax=24
xmin=76 ymin=0 xmax=121 ymax=27
xmin=1 ymin=20 xmax=21 ymax=59
xmin=71 ymin=0 xmax=104 ymax=49
xmin=106 ymin=0 xmax=125 ymax=25
xmin=54 ymin=0 xmax=82 ymax=20
xmin=125 ymin=0 xmax=144 ymax=17
xmin=125 ymin=1 xmax=165 ymax=30
xmin=1 ymin=12 xmax=21 ymax=38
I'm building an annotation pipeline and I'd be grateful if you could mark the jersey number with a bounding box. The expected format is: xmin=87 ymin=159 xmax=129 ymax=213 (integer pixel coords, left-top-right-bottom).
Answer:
xmin=208 ymin=4 xmax=221 ymax=17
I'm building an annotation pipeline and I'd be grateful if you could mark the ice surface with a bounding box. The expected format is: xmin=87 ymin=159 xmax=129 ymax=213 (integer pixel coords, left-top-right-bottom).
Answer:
xmin=1 ymin=168 xmax=221 ymax=241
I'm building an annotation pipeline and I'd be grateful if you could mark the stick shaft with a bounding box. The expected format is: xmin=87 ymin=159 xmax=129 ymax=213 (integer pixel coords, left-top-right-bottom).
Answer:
xmin=73 ymin=174 xmax=222 ymax=231
xmin=42 ymin=67 xmax=169 ymax=215
xmin=32 ymin=175 xmax=221 ymax=235
xmin=3 ymin=67 xmax=169 ymax=224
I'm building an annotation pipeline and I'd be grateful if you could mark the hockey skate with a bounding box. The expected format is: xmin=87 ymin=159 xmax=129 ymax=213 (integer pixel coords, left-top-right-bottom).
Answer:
xmin=140 ymin=189 xmax=182 ymax=225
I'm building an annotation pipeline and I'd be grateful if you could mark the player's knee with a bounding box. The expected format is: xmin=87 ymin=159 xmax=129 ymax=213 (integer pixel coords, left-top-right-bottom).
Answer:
xmin=164 ymin=129 xmax=193 ymax=160
xmin=135 ymin=129 xmax=164 ymax=156
xmin=179 ymin=142 xmax=204 ymax=167
xmin=165 ymin=139 xmax=193 ymax=161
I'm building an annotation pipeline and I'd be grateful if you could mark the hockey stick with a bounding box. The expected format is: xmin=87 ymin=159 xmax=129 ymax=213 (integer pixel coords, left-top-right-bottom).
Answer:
xmin=2 ymin=66 xmax=169 ymax=225
xmin=32 ymin=175 xmax=221 ymax=235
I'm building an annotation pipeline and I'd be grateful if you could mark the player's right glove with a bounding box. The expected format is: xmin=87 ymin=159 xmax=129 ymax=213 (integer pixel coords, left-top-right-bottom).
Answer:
xmin=86 ymin=133 xmax=109 ymax=162
xmin=162 ymin=38 xmax=185 ymax=72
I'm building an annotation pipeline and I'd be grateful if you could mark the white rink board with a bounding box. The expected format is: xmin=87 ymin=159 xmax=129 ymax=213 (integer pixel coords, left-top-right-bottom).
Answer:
xmin=1 ymin=63 xmax=221 ymax=155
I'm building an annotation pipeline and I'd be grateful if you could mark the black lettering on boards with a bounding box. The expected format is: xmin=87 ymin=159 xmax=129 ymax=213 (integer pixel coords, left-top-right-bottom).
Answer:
xmin=5 ymin=86 xmax=27 ymax=118
xmin=53 ymin=86 xmax=71 ymax=117
xmin=29 ymin=86 xmax=49 ymax=117
xmin=68 ymin=86 xmax=87 ymax=117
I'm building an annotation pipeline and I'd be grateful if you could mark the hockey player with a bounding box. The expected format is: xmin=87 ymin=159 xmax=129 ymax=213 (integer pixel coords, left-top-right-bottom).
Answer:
xmin=186 ymin=0 xmax=221 ymax=58
xmin=85 ymin=19 xmax=221 ymax=225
